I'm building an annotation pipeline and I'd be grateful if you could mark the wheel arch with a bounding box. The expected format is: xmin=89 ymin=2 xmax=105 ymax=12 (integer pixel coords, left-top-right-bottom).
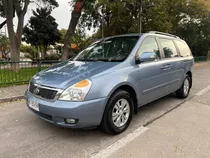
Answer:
xmin=105 ymin=83 xmax=139 ymax=114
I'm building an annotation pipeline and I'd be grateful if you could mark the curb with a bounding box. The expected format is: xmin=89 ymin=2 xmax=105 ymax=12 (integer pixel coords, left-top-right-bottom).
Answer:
xmin=0 ymin=96 xmax=25 ymax=104
xmin=194 ymin=61 xmax=210 ymax=68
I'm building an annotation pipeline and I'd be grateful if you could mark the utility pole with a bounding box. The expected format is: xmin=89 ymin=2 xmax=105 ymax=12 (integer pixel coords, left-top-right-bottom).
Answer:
xmin=99 ymin=5 xmax=104 ymax=38
xmin=102 ymin=1 xmax=105 ymax=39
xmin=138 ymin=0 xmax=155 ymax=34
xmin=139 ymin=0 xmax=142 ymax=34
xmin=102 ymin=14 xmax=104 ymax=38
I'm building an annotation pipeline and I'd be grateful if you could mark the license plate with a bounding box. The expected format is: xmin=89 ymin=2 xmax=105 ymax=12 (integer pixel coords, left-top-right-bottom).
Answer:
xmin=28 ymin=99 xmax=39 ymax=111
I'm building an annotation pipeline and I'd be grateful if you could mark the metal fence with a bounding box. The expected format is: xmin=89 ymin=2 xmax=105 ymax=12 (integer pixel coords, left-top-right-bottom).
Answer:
xmin=0 ymin=57 xmax=209 ymax=86
xmin=194 ymin=56 xmax=208 ymax=62
xmin=0 ymin=60 xmax=60 ymax=86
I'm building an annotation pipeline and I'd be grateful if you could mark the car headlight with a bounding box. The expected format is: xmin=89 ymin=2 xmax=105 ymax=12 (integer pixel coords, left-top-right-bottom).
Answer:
xmin=59 ymin=79 xmax=92 ymax=101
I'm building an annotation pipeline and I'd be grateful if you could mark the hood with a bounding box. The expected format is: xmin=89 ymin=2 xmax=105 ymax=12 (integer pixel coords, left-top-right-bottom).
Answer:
xmin=32 ymin=61 xmax=119 ymax=89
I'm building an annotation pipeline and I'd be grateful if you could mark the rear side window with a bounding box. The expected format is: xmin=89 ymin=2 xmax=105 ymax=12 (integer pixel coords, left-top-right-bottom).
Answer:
xmin=160 ymin=39 xmax=178 ymax=58
xmin=174 ymin=40 xmax=191 ymax=57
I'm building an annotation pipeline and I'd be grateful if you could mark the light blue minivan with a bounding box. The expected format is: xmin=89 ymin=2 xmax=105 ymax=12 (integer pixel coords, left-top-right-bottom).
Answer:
xmin=25 ymin=31 xmax=194 ymax=134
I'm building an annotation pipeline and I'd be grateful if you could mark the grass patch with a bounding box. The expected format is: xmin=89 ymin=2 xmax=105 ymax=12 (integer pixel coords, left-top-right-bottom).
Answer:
xmin=0 ymin=66 xmax=48 ymax=87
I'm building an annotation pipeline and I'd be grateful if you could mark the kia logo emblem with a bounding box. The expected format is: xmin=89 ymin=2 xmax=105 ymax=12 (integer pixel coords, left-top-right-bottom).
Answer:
xmin=34 ymin=88 xmax=40 ymax=94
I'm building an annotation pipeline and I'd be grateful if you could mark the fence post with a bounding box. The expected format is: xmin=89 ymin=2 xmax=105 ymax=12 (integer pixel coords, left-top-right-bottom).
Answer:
xmin=38 ymin=60 xmax=41 ymax=72
xmin=207 ymin=51 xmax=210 ymax=61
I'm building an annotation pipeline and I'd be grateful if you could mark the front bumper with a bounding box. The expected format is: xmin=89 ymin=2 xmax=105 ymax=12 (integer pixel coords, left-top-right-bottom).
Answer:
xmin=25 ymin=90 xmax=107 ymax=128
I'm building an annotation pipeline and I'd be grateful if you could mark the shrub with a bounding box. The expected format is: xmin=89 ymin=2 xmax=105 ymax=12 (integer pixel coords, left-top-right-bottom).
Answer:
xmin=20 ymin=45 xmax=38 ymax=60
xmin=44 ymin=54 xmax=60 ymax=60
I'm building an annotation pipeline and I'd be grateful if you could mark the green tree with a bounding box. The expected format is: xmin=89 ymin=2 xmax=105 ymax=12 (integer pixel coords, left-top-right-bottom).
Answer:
xmin=20 ymin=44 xmax=38 ymax=60
xmin=176 ymin=12 xmax=210 ymax=56
xmin=71 ymin=30 xmax=92 ymax=54
xmin=0 ymin=0 xmax=58 ymax=70
xmin=79 ymin=0 xmax=210 ymax=57
xmin=0 ymin=35 xmax=9 ymax=51
xmin=23 ymin=8 xmax=60 ymax=59
xmin=61 ymin=0 xmax=97 ymax=60
xmin=62 ymin=0 xmax=85 ymax=60
xmin=59 ymin=29 xmax=67 ymax=43
xmin=79 ymin=0 xmax=137 ymax=37
xmin=79 ymin=0 xmax=208 ymax=35
xmin=59 ymin=28 xmax=91 ymax=55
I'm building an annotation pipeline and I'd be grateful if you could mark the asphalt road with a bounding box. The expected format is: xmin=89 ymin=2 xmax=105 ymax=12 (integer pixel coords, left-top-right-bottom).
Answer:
xmin=1 ymin=65 xmax=210 ymax=158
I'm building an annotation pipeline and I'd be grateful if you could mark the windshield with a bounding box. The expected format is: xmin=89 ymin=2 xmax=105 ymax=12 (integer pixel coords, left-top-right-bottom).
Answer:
xmin=73 ymin=36 xmax=139 ymax=62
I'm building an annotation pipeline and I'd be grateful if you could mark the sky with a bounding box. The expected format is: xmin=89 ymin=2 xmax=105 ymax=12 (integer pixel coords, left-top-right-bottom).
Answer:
xmin=50 ymin=0 xmax=71 ymax=29
xmin=0 ymin=0 xmax=71 ymax=36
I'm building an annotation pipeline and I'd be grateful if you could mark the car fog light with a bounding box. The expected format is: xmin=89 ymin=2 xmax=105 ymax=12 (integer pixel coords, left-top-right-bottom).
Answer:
xmin=65 ymin=118 xmax=77 ymax=124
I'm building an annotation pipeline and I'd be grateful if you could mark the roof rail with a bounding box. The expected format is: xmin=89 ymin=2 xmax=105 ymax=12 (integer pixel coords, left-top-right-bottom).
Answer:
xmin=148 ymin=31 xmax=180 ymax=39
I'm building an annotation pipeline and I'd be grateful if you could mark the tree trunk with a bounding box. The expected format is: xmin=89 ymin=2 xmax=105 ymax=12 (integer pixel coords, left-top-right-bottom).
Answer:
xmin=2 ymin=0 xmax=29 ymax=71
xmin=61 ymin=0 xmax=85 ymax=60
xmin=10 ymin=44 xmax=20 ymax=71
xmin=9 ymin=14 xmax=25 ymax=71
xmin=0 ymin=20 xmax=7 ymax=30
xmin=3 ymin=0 xmax=18 ymax=70
xmin=208 ymin=51 xmax=210 ymax=61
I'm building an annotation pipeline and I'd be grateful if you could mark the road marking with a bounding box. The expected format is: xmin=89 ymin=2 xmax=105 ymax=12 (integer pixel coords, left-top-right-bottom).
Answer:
xmin=196 ymin=84 xmax=210 ymax=96
xmin=91 ymin=126 xmax=148 ymax=158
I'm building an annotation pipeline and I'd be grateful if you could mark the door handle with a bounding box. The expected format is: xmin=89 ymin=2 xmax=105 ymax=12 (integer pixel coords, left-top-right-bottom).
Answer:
xmin=161 ymin=64 xmax=172 ymax=70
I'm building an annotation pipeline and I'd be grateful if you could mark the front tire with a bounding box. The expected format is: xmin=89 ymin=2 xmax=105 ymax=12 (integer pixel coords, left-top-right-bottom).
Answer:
xmin=176 ymin=75 xmax=191 ymax=98
xmin=100 ymin=90 xmax=134 ymax=135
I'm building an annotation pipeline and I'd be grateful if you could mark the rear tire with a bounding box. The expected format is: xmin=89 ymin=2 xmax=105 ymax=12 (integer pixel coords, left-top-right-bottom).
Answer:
xmin=100 ymin=90 xmax=134 ymax=135
xmin=176 ymin=75 xmax=191 ymax=98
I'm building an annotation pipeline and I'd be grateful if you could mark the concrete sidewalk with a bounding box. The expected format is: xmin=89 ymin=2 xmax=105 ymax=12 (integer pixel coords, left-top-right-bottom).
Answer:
xmin=109 ymin=90 xmax=210 ymax=158
xmin=194 ymin=61 xmax=210 ymax=68
xmin=0 ymin=84 xmax=28 ymax=103
xmin=0 ymin=61 xmax=209 ymax=103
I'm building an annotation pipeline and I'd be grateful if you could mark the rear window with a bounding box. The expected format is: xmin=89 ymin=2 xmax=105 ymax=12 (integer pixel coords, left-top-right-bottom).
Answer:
xmin=174 ymin=40 xmax=191 ymax=57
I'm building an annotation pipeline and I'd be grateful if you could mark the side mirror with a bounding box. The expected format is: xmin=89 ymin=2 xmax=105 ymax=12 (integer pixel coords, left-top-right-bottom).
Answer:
xmin=136 ymin=52 xmax=156 ymax=64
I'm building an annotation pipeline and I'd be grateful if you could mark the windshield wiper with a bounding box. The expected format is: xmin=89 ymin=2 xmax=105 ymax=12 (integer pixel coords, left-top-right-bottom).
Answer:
xmin=97 ymin=58 xmax=124 ymax=62
xmin=76 ymin=59 xmax=98 ymax=62
xmin=96 ymin=59 xmax=109 ymax=62
xmin=76 ymin=58 xmax=123 ymax=62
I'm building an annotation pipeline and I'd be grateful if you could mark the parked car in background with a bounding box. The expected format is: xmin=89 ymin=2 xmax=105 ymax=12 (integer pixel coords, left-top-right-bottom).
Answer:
xmin=25 ymin=31 xmax=194 ymax=135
